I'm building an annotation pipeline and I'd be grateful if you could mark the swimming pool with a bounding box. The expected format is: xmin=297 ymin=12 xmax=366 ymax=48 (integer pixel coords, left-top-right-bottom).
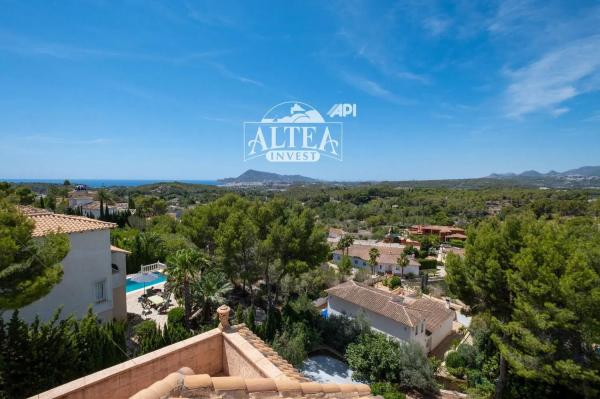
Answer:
xmin=125 ymin=272 xmax=167 ymax=293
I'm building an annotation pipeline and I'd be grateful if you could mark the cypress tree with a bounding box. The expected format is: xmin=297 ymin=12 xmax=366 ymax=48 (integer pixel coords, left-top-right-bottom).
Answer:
xmin=3 ymin=311 xmax=32 ymax=398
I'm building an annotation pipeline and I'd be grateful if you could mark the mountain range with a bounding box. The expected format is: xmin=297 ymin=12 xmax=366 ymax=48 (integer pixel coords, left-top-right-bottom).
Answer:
xmin=488 ymin=166 xmax=600 ymax=178
xmin=219 ymin=169 xmax=319 ymax=184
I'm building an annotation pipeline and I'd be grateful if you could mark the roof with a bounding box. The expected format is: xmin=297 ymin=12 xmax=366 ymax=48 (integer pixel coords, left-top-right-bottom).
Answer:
xmin=68 ymin=190 xmax=96 ymax=199
xmin=326 ymin=281 xmax=454 ymax=331
xmin=130 ymin=371 xmax=372 ymax=399
xmin=17 ymin=206 xmax=116 ymax=237
xmin=328 ymin=227 xmax=346 ymax=237
xmin=407 ymin=296 xmax=455 ymax=332
xmin=236 ymin=325 xmax=308 ymax=382
xmin=81 ymin=201 xmax=130 ymax=210
xmin=111 ymin=245 xmax=131 ymax=254
xmin=335 ymin=244 xmax=406 ymax=265
xmin=326 ymin=281 xmax=422 ymax=327
xmin=410 ymin=225 xmax=465 ymax=234
xmin=445 ymin=233 xmax=467 ymax=239
xmin=16 ymin=205 xmax=51 ymax=216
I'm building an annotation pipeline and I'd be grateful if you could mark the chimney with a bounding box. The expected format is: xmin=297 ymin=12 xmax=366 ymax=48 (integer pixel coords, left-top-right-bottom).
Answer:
xmin=217 ymin=305 xmax=231 ymax=331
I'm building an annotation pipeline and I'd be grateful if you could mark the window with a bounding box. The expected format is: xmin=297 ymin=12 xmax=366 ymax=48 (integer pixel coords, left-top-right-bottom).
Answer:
xmin=95 ymin=279 xmax=106 ymax=303
xmin=421 ymin=321 xmax=424 ymax=334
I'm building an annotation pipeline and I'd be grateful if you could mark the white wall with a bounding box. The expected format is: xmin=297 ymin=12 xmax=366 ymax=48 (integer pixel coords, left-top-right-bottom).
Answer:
xmin=332 ymin=254 xmax=419 ymax=276
xmin=68 ymin=197 xmax=94 ymax=208
xmin=428 ymin=312 xmax=454 ymax=351
xmin=3 ymin=229 xmax=116 ymax=323
xmin=111 ymin=251 xmax=127 ymax=289
xmin=327 ymin=296 xmax=427 ymax=351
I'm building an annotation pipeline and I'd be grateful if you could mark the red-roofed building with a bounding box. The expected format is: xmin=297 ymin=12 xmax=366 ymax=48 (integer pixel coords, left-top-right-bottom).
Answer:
xmin=409 ymin=225 xmax=466 ymax=241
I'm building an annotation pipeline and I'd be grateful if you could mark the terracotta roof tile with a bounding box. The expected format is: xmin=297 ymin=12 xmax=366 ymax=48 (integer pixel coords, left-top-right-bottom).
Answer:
xmin=17 ymin=206 xmax=116 ymax=237
xmin=132 ymin=375 xmax=371 ymax=399
xmin=408 ymin=296 xmax=455 ymax=332
xmin=327 ymin=282 xmax=454 ymax=333
xmin=326 ymin=281 xmax=423 ymax=327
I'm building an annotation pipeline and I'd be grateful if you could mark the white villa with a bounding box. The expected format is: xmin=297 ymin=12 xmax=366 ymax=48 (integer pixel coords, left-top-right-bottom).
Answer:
xmin=326 ymin=281 xmax=454 ymax=353
xmin=67 ymin=189 xmax=96 ymax=208
xmin=81 ymin=200 xmax=131 ymax=219
xmin=68 ymin=189 xmax=131 ymax=218
xmin=332 ymin=244 xmax=420 ymax=276
xmin=5 ymin=206 xmax=128 ymax=323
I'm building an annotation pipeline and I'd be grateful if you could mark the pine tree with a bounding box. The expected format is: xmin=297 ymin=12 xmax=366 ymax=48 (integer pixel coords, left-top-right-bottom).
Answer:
xmin=3 ymin=311 xmax=32 ymax=398
xmin=446 ymin=215 xmax=600 ymax=398
xmin=0 ymin=201 xmax=69 ymax=310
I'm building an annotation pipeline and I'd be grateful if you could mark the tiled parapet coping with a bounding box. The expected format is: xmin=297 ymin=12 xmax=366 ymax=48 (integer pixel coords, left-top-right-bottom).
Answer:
xmin=130 ymin=373 xmax=372 ymax=399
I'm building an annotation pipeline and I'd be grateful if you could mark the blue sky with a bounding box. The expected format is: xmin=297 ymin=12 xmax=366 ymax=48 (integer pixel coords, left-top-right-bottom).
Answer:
xmin=0 ymin=0 xmax=599 ymax=181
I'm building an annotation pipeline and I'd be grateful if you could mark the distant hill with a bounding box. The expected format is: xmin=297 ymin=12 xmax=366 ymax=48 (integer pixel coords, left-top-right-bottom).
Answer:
xmin=484 ymin=165 xmax=600 ymax=188
xmin=561 ymin=166 xmax=600 ymax=177
xmin=488 ymin=166 xmax=600 ymax=178
xmin=219 ymin=169 xmax=319 ymax=184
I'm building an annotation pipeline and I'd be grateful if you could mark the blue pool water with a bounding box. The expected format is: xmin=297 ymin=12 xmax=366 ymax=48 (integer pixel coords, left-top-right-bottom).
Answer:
xmin=125 ymin=272 xmax=167 ymax=293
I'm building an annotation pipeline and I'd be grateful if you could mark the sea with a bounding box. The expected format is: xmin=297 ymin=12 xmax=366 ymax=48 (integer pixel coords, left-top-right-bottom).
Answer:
xmin=2 ymin=178 xmax=220 ymax=188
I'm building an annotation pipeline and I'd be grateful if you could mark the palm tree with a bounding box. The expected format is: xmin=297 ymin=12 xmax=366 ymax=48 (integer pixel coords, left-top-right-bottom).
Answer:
xmin=368 ymin=247 xmax=380 ymax=275
xmin=337 ymin=234 xmax=354 ymax=256
xmin=397 ymin=253 xmax=409 ymax=277
xmin=192 ymin=271 xmax=233 ymax=322
xmin=167 ymin=249 xmax=209 ymax=327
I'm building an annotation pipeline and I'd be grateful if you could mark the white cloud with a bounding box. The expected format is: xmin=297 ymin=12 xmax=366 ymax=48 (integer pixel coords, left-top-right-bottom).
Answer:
xmin=423 ymin=17 xmax=451 ymax=36
xmin=340 ymin=72 xmax=411 ymax=105
xmin=504 ymin=34 xmax=600 ymax=118
xmin=23 ymin=135 xmax=112 ymax=145
xmin=583 ymin=111 xmax=600 ymax=122
xmin=208 ymin=62 xmax=264 ymax=87
xmin=329 ymin=2 xmax=429 ymax=86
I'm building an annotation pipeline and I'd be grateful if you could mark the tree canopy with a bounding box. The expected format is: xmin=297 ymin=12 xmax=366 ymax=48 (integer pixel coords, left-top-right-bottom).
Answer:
xmin=0 ymin=201 xmax=69 ymax=310
xmin=446 ymin=215 xmax=600 ymax=398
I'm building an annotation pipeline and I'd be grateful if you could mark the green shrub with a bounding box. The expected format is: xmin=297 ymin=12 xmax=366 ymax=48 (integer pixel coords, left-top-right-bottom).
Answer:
xmin=388 ymin=276 xmax=402 ymax=290
xmin=346 ymin=333 xmax=438 ymax=395
xmin=167 ymin=307 xmax=185 ymax=327
xmin=0 ymin=309 xmax=127 ymax=398
xmin=445 ymin=350 xmax=466 ymax=378
xmin=418 ymin=258 xmax=438 ymax=269
xmin=449 ymin=239 xmax=464 ymax=248
xmin=371 ymin=383 xmax=407 ymax=399
xmin=271 ymin=323 xmax=310 ymax=366
xmin=235 ymin=304 xmax=244 ymax=324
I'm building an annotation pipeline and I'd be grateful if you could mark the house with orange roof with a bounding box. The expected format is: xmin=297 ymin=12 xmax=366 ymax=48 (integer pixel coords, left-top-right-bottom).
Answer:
xmin=408 ymin=225 xmax=466 ymax=241
xmin=332 ymin=244 xmax=420 ymax=276
xmin=6 ymin=206 xmax=129 ymax=323
xmin=326 ymin=281 xmax=455 ymax=353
